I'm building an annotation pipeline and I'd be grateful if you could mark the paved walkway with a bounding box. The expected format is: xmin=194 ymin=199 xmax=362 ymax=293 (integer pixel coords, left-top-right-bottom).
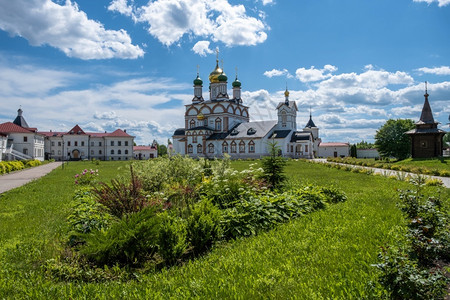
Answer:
xmin=312 ymin=159 xmax=450 ymax=188
xmin=0 ymin=162 xmax=62 ymax=194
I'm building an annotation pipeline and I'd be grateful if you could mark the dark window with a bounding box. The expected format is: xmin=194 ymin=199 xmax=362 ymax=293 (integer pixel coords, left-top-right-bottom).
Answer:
xmin=111 ymin=149 xmax=114 ymax=155
xmin=99 ymin=142 xmax=102 ymax=146
xmin=58 ymin=142 xmax=61 ymax=146
xmin=74 ymin=141 xmax=78 ymax=146
xmin=67 ymin=141 xmax=71 ymax=146
xmin=125 ymin=141 xmax=128 ymax=146
xmin=118 ymin=141 xmax=122 ymax=146
xmin=125 ymin=150 xmax=128 ymax=154
xmin=118 ymin=150 xmax=122 ymax=154
xmin=111 ymin=141 xmax=114 ymax=146
xmin=81 ymin=141 xmax=85 ymax=146
xmin=23 ymin=136 xmax=28 ymax=142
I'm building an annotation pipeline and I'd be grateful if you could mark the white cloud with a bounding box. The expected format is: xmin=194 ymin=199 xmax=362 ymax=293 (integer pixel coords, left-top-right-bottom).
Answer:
xmin=0 ymin=0 xmax=144 ymax=60
xmin=417 ymin=66 xmax=450 ymax=75
xmin=110 ymin=0 xmax=268 ymax=48
xmin=108 ymin=0 xmax=134 ymax=17
xmin=295 ymin=65 xmax=338 ymax=82
xmin=263 ymin=68 xmax=292 ymax=78
xmin=192 ymin=41 xmax=214 ymax=56
xmin=260 ymin=0 xmax=274 ymax=5
xmin=413 ymin=0 xmax=450 ymax=7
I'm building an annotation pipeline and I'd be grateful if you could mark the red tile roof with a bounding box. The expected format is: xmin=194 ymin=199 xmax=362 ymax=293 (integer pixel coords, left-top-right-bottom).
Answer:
xmin=39 ymin=131 xmax=65 ymax=137
xmin=108 ymin=129 xmax=132 ymax=137
xmin=0 ymin=122 xmax=36 ymax=134
xmin=67 ymin=125 xmax=86 ymax=135
xmin=134 ymin=146 xmax=156 ymax=151
xmin=319 ymin=142 xmax=350 ymax=147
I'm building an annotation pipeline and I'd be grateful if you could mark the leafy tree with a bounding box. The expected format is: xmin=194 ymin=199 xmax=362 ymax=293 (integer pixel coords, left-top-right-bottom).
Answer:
xmin=158 ymin=144 xmax=168 ymax=156
xmin=261 ymin=141 xmax=286 ymax=189
xmin=443 ymin=132 xmax=450 ymax=148
xmin=355 ymin=140 xmax=375 ymax=149
xmin=375 ymin=119 xmax=415 ymax=160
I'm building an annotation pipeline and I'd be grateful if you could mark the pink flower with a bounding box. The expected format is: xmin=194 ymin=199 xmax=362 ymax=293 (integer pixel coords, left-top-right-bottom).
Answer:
xmin=75 ymin=180 xmax=79 ymax=184
xmin=74 ymin=174 xmax=79 ymax=178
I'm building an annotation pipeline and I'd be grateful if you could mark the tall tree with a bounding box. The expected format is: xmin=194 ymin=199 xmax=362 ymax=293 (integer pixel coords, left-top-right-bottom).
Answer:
xmin=375 ymin=119 xmax=415 ymax=160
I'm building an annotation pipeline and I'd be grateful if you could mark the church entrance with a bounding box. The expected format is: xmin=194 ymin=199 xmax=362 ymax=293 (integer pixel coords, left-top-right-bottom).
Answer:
xmin=295 ymin=144 xmax=303 ymax=158
xmin=72 ymin=149 xmax=80 ymax=160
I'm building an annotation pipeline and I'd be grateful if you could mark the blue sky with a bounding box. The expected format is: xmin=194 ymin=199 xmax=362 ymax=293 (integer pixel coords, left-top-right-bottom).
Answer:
xmin=0 ymin=0 xmax=449 ymax=145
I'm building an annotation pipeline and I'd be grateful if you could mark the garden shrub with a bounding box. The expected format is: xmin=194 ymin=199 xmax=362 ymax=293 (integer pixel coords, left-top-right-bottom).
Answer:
xmin=438 ymin=170 xmax=450 ymax=177
xmin=157 ymin=212 xmax=188 ymax=265
xmin=375 ymin=246 xmax=448 ymax=300
xmin=67 ymin=188 xmax=116 ymax=246
xmin=24 ymin=159 xmax=41 ymax=167
xmin=374 ymin=187 xmax=450 ymax=298
xmin=187 ymin=199 xmax=222 ymax=254
xmin=320 ymin=186 xmax=348 ymax=203
xmin=80 ymin=206 xmax=161 ymax=266
xmin=93 ymin=166 xmax=149 ymax=218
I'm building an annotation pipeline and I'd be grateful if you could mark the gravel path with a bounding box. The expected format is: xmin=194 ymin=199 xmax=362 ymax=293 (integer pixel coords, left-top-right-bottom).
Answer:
xmin=0 ymin=162 xmax=62 ymax=194
xmin=312 ymin=159 xmax=450 ymax=188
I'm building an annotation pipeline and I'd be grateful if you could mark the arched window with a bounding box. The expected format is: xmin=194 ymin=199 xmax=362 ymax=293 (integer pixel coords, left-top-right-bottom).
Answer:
xmin=188 ymin=144 xmax=193 ymax=153
xmin=249 ymin=140 xmax=255 ymax=153
xmin=215 ymin=118 xmax=222 ymax=131
xmin=118 ymin=150 xmax=122 ymax=155
xmin=208 ymin=143 xmax=214 ymax=153
xmin=222 ymin=141 xmax=228 ymax=153
xmin=125 ymin=149 xmax=128 ymax=154
xmin=230 ymin=141 xmax=236 ymax=153
xmin=190 ymin=119 xmax=195 ymax=129
xmin=197 ymin=144 xmax=203 ymax=154
xmin=111 ymin=149 xmax=114 ymax=155
xmin=239 ymin=140 xmax=245 ymax=153
xmin=281 ymin=111 xmax=287 ymax=127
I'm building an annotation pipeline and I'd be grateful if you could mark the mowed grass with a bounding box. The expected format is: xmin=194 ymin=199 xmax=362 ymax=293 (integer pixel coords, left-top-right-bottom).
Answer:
xmin=392 ymin=157 xmax=450 ymax=171
xmin=0 ymin=160 xmax=448 ymax=299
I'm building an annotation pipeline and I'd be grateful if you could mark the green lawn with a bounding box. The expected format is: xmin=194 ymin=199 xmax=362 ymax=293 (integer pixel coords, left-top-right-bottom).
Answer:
xmin=0 ymin=160 xmax=448 ymax=298
xmin=393 ymin=157 xmax=450 ymax=170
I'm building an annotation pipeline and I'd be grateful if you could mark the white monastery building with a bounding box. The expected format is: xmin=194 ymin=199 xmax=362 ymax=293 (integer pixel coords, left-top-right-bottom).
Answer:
xmin=133 ymin=145 xmax=158 ymax=160
xmin=0 ymin=109 xmax=134 ymax=161
xmin=0 ymin=109 xmax=45 ymax=161
xmin=40 ymin=125 xmax=134 ymax=161
xmin=318 ymin=142 xmax=350 ymax=158
xmin=172 ymin=58 xmax=322 ymax=158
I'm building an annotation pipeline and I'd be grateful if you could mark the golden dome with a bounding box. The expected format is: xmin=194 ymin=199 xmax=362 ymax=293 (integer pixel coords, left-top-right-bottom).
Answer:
xmin=284 ymin=88 xmax=290 ymax=97
xmin=209 ymin=60 xmax=224 ymax=83
xmin=197 ymin=113 xmax=205 ymax=120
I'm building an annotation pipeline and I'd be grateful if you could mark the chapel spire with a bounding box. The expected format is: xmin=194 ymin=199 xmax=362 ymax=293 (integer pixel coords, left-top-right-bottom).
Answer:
xmin=418 ymin=81 xmax=435 ymax=124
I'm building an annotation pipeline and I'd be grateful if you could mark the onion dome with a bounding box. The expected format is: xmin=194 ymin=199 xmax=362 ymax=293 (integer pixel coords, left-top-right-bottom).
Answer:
xmin=209 ymin=60 xmax=223 ymax=83
xmin=197 ymin=113 xmax=205 ymax=120
xmin=193 ymin=74 xmax=203 ymax=85
xmin=232 ymin=76 xmax=241 ymax=88
xmin=218 ymin=72 xmax=228 ymax=82
xmin=284 ymin=88 xmax=289 ymax=98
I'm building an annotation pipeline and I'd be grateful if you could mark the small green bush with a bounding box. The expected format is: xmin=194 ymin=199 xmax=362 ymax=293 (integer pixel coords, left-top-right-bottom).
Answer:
xmin=80 ymin=207 xmax=161 ymax=266
xmin=187 ymin=199 xmax=222 ymax=255
xmin=67 ymin=188 xmax=116 ymax=246
xmin=158 ymin=212 xmax=188 ymax=265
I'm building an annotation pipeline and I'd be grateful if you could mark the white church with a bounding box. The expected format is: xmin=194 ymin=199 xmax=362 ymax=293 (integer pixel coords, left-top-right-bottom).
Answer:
xmin=172 ymin=58 xmax=322 ymax=159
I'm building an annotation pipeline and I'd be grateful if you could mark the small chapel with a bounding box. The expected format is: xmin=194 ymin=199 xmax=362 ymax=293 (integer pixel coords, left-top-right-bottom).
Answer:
xmin=172 ymin=57 xmax=321 ymax=158
xmin=406 ymin=83 xmax=446 ymax=158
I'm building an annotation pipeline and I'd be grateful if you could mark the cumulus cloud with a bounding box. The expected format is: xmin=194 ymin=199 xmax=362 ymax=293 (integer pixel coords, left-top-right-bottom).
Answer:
xmin=417 ymin=66 xmax=450 ymax=75
xmin=192 ymin=41 xmax=214 ymax=56
xmin=109 ymin=0 xmax=268 ymax=48
xmin=260 ymin=0 xmax=274 ymax=5
xmin=263 ymin=68 xmax=292 ymax=78
xmin=413 ymin=0 xmax=450 ymax=7
xmin=295 ymin=65 xmax=338 ymax=82
xmin=0 ymin=0 xmax=144 ymax=60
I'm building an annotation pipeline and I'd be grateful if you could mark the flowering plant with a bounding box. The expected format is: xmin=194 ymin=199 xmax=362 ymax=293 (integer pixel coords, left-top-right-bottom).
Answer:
xmin=74 ymin=169 xmax=99 ymax=185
